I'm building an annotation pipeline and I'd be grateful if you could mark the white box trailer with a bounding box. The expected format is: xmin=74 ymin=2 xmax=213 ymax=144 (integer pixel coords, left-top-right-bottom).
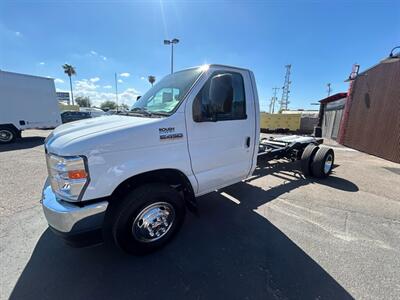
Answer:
xmin=0 ymin=70 xmax=61 ymax=143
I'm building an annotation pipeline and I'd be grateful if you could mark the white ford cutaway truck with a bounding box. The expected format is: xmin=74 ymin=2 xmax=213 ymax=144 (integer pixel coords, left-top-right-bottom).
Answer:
xmin=42 ymin=64 xmax=334 ymax=255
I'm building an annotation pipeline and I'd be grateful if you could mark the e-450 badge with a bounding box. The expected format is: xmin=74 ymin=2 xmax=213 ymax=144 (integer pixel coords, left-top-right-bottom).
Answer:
xmin=159 ymin=127 xmax=183 ymax=140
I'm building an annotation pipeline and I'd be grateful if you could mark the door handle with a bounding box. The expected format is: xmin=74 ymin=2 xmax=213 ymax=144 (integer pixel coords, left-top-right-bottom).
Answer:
xmin=246 ymin=136 xmax=251 ymax=148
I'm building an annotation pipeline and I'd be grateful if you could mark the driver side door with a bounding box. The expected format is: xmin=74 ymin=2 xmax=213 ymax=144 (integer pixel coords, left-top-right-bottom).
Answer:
xmin=185 ymin=68 xmax=256 ymax=195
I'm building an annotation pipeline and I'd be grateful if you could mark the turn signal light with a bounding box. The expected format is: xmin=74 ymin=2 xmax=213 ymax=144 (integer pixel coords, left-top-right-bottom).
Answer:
xmin=68 ymin=170 xmax=88 ymax=179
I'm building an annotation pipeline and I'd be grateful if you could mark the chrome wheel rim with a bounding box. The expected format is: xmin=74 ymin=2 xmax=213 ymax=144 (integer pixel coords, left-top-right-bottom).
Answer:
xmin=0 ymin=130 xmax=13 ymax=142
xmin=324 ymin=154 xmax=333 ymax=174
xmin=132 ymin=202 xmax=175 ymax=243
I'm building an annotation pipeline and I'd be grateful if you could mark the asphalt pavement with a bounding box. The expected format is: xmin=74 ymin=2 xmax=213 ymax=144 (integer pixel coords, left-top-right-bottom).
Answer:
xmin=0 ymin=130 xmax=399 ymax=299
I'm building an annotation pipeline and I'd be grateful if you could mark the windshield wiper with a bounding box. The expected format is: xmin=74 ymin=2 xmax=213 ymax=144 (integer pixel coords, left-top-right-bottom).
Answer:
xmin=117 ymin=111 xmax=150 ymax=118
xmin=129 ymin=108 xmax=170 ymax=117
xmin=127 ymin=107 xmax=153 ymax=117
xmin=149 ymin=111 xmax=170 ymax=117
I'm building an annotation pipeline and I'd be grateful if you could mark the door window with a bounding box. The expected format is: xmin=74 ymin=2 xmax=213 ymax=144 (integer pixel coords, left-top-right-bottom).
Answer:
xmin=195 ymin=71 xmax=246 ymax=121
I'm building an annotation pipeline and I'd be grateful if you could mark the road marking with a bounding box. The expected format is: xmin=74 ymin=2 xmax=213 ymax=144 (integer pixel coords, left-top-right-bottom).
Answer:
xmin=221 ymin=192 xmax=241 ymax=204
xmin=320 ymin=144 xmax=358 ymax=152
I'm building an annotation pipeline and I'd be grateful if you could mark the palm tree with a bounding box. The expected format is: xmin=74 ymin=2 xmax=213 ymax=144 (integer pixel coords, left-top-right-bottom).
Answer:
xmin=148 ymin=75 xmax=156 ymax=87
xmin=62 ymin=64 xmax=76 ymax=105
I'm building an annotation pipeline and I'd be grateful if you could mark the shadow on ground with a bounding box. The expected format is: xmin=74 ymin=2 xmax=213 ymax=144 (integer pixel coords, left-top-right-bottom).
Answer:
xmin=10 ymin=160 xmax=356 ymax=299
xmin=0 ymin=137 xmax=45 ymax=152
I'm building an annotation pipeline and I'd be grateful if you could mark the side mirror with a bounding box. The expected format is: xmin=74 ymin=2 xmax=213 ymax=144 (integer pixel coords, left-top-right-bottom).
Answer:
xmin=193 ymin=73 xmax=233 ymax=123
xmin=193 ymin=96 xmax=203 ymax=122
xmin=209 ymin=74 xmax=233 ymax=116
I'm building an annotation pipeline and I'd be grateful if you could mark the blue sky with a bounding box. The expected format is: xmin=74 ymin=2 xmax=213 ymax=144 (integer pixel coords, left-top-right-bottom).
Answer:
xmin=1 ymin=0 xmax=399 ymax=110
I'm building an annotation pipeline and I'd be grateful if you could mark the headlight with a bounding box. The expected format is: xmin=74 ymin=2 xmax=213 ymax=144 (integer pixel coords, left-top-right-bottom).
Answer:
xmin=46 ymin=153 xmax=89 ymax=202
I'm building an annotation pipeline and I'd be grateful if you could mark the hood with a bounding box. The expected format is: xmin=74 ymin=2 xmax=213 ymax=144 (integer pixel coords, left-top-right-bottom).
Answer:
xmin=46 ymin=115 xmax=160 ymax=155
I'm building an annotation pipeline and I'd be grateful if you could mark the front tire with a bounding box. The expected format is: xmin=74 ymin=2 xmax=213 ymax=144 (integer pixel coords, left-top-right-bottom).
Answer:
xmin=104 ymin=183 xmax=186 ymax=255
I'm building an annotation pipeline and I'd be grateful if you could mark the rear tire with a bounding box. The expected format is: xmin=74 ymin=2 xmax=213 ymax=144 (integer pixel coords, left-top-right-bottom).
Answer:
xmin=0 ymin=127 xmax=16 ymax=144
xmin=300 ymin=144 xmax=319 ymax=177
xmin=104 ymin=183 xmax=186 ymax=255
xmin=311 ymin=147 xmax=335 ymax=178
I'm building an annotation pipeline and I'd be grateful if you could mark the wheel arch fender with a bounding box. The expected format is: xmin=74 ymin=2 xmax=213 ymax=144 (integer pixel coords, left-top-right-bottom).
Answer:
xmin=110 ymin=168 xmax=197 ymax=212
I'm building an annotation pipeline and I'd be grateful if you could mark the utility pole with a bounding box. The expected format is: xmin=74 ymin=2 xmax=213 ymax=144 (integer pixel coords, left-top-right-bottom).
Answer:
xmin=115 ymin=73 xmax=119 ymax=111
xmin=327 ymin=83 xmax=332 ymax=97
xmin=269 ymin=87 xmax=280 ymax=113
xmin=164 ymin=38 xmax=179 ymax=74
xmin=279 ymin=64 xmax=292 ymax=111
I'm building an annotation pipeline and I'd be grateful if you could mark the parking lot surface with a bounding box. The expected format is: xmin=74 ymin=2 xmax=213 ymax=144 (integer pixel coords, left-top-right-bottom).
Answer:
xmin=1 ymin=130 xmax=399 ymax=300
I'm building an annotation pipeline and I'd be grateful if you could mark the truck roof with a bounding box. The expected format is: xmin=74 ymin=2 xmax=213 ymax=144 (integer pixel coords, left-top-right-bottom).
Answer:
xmin=178 ymin=64 xmax=251 ymax=73
xmin=0 ymin=69 xmax=54 ymax=81
xmin=208 ymin=64 xmax=251 ymax=72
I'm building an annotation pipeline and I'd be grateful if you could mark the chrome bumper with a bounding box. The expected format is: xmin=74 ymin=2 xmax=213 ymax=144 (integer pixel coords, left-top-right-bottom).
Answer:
xmin=41 ymin=180 xmax=108 ymax=234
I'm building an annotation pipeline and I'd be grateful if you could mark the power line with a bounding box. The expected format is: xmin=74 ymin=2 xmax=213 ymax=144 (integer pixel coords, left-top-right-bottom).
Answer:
xmin=269 ymin=87 xmax=280 ymax=113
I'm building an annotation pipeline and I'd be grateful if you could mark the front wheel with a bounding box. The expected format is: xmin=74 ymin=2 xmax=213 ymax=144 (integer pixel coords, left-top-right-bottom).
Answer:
xmin=104 ymin=183 xmax=186 ymax=255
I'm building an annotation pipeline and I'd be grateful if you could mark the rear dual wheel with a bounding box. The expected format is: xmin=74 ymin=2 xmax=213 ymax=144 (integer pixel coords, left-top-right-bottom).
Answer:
xmin=300 ymin=144 xmax=319 ymax=176
xmin=312 ymin=147 xmax=334 ymax=178
xmin=300 ymin=144 xmax=334 ymax=178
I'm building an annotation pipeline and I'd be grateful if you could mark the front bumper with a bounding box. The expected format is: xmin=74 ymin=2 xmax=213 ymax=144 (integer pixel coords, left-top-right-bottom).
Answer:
xmin=41 ymin=180 xmax=109 ymax=246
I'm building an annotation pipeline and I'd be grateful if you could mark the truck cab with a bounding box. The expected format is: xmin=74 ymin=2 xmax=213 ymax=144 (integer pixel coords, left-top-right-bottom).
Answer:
xmin=42 ymin=64 xmax=260 ymax=254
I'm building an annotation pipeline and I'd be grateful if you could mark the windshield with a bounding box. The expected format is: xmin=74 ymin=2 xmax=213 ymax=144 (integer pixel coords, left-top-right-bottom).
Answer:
xmin=131 ymin=68 xmax=203 ymax=115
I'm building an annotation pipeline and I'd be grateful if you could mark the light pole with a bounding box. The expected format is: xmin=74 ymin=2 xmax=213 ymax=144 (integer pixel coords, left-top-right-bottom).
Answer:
xmin=326 ymin=83 xmax=332 ymax=97
xmin=164 ymin=38 xmax=179 ymax=74
xmin=114 ymin=73 xmax=119 ymax=112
